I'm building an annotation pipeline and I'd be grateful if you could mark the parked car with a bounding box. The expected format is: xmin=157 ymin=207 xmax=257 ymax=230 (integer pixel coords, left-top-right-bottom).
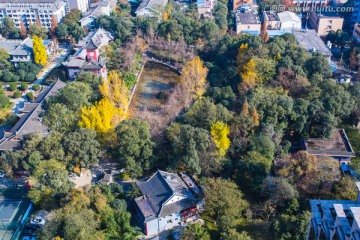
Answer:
xmin=30 ymin=217 xmax=45 ymax=225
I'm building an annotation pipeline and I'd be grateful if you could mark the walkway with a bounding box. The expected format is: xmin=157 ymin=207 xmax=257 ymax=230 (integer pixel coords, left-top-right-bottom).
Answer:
xmin=33 ymin=45 xmax=71 ymax=85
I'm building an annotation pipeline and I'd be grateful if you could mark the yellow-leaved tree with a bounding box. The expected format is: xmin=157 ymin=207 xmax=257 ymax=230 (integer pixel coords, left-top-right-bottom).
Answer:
xmin=238 ymin=58 xmax=258 ymax=94
xmin=32 ymin=35 xmax=47 ymax=65
xmin=236 ymin=43 xmax=249 ymax=73
xmin=100 ymin=71 xmax=129 ymax=113
xmin=78 ymin=98 xmax=118 ymax=134
xmin=210 ymin=121 xmax=230 ymax=157
xmin=180 ymin=56 xmax=208 ymax=101
xmin=79 ymin=71 xmax=130 ymax=134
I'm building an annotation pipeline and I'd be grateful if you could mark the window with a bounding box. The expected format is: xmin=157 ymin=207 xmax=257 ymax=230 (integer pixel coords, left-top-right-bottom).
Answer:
xmin=328 ymin=20 xmax=333 ymax=23
xmin=167 ymin=220 xmax=172 ymax=223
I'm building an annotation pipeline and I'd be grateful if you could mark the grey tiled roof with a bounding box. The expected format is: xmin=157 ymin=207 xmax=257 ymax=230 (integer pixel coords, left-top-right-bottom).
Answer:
xmin=0 ymin=37 xmax=33 ymax=57
xmin=136 ymin=170 xmax=202 ymax=220
xmin=0 ymin=80 xmax=66 ymax=151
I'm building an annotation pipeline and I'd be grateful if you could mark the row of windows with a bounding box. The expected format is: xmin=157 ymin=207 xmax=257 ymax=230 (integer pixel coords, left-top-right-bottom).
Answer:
xmin=6 ymin=4 xmax=52 ymax=8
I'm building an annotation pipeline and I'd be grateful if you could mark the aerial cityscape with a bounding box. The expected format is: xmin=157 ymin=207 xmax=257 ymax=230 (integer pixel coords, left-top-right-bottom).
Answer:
xmin=0 ymin=0 xmax=358 ymax=239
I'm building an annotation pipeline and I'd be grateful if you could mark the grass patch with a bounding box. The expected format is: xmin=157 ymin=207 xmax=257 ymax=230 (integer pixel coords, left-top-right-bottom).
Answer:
xmin=339 ymin=124 xmax=360 ymax=170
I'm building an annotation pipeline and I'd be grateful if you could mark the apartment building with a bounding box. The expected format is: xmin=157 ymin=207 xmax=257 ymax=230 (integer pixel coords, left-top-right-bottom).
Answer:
xmin=236 ymin=11 xmax=261 ymax=35
xmin=306 ymin=182 xmax=360 ymax=240
xmin=263 ymin=11 xmax=302 ymax=30
xmin=309 ymin=11 xmax=344 ymax=36
xmin=0 ymin=0 xmax=65 ymax=29
xmin=65 ymin=0 xmax=90 ymax=13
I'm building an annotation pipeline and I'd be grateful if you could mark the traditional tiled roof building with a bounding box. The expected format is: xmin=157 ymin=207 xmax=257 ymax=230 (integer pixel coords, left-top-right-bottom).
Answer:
xmin=134 ymin=170 xmax=204 ymax=236
xmin=62 ymin=28 xmax=113 ymax=79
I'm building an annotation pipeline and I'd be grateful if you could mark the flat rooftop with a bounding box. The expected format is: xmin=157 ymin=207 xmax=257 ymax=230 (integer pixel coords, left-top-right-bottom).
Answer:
xmin=316 ymin=11 xmax=343 ymax=18
xmin=292 ymin=29 xmax=332 ymax=57
xmin=264 ymin=11 xmax=279 ymax=21
xmin=302 ymin=129 xmax=355 ymax=158
xmin=236 ymin=12 xmax=260 ymax=24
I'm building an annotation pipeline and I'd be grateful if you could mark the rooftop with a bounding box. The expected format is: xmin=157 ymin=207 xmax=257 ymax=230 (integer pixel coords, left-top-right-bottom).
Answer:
xmin=277 ymin=11 xmax=301 ymax=23
xmin=292 ymin=29 xmax=332 ymax=57
xmin=314 ymin=11 xmax=343 ymax=19
xmin=135 ymin=170 xmax=202 ymax=220
xmin=310 ymin=199 xmax=358 ymax=235
xmin=263 ymin=11 xmax=279 ymax=21
xmin=0 ymin=37 xmax=33 ymax=57
xmin=135 ymin=0 xmax=168 ymax=13
xmin=0 ymin=80 xmax=66 ymax=151
xmin=302 ymin=129 xmax=355 ymax=158
xmin=236 ymin=12 xmax=261 ymax=24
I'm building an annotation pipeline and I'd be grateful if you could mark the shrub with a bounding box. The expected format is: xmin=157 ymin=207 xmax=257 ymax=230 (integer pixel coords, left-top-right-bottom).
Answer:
xmin=26 ymin=92 xmax=34 ymax=101
xmin=0 ymin=94 xmax=9 ymax=108
xmin=9 ymin=83 xmax=17 ymax=91
xmin=33 ymin=84 xmax=41 ymax=91
xmin=13 ymin=90 xmax=21 ymax=98
xmin=21 ymin=83 xmax=28 ymax=91
xmin=123 ymin=72 xmax=137 ymax=89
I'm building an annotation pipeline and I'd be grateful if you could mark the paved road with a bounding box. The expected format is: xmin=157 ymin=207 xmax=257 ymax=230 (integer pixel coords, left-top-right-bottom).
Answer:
xmin=33 ymin=46 xmax=71 ymax=85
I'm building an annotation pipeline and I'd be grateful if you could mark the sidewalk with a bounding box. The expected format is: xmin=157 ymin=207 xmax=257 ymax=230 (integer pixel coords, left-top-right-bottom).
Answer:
xmin=33 ymin=47 xmax=71 ymax=85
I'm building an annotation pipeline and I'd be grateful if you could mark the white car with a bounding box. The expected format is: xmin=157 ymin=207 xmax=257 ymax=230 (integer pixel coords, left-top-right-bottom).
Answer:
xmin=0 ymin=172 xmax=5 ymax=178
xmin=30 ymin=217 xmax=45 ymax=225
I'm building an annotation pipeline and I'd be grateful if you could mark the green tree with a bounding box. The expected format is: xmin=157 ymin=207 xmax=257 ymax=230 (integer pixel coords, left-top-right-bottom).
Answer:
xmin=63 ymin=128 xmax=101 ymax=169
xmin=33 ymin=84 xmax=41 ymax=91
xmin=182 ymin=223 xmax=210 ymax=240
xmin=220 ymin=229 xmax=252 ymax=240
xmin=238 ymin=151 xmax=272 ymax=191
xmin=203 ymin=178 xmax=248 ymax=224
xmin=332 ymin=176 xmax=357 ymax=200
xmin=43 ymin=103 xmax=78 ymax=132
xmin=0 ymin=48 xmax=10 ymax=70
xmin=13 ymin=90 xmax=21 ymax=98
xmin=9 ymin=83 xmax=17 ymax=91
xmin=182 ymin=98 xmax=233 ymax=129
xmin=116 ymin=120 xmax=155 ymax=178
xmin=48 ymin=82 xmax=92 ymax=111
xmin=166 ymin=123 xmax=212 ymax=174
xmin=63 ymin=209 xmax=104 ymax=240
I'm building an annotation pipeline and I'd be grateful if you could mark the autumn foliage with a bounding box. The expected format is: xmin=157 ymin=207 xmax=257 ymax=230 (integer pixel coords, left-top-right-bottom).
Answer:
xmin=79 ymin=71 xmax=129 ymax=134
xmin=180 ymin=56 xmax=208 ymax=101
xmin=238 ymin=58 xmax=258 ymax=94
xmin=32 ymin=35 xmax=47 ymax=65
xmin=210 ymin=121 xmax=230 ymax=157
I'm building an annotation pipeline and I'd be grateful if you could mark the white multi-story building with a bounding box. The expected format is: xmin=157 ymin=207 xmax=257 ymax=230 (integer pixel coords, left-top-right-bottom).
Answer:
xmin=307 ymin=182 xmax=360 ymax=240
xmin=64 ymin=0 xmax=89 ymax=13
xmin=0 ymin=0 xmax=65 ymax=29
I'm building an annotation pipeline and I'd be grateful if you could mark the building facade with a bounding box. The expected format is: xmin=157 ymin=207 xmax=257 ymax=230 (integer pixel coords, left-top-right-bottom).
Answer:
xmin=135 ymin=0 xmax=168 ymax=18
xmin=309 ymin=11 xmax=344 ymax=36
xmin=263 ymin=11 xmax=302 ymax=30
xmin=236 ymin=12 xmax=261 ymax=35
xmin=67 ymin=0 xmax=90 ymax=13
xmin=197 ymin=0 xmax=215 ymax=18
xmin=306 ymin=182 xmax=360 ymax=240
xmin=134 ymin=170 xmax=204 ymax=236
xmin=62 ymin=28 xmax=113 ymax=79
xmin=0 ymin=0 xmax=65 ymax=29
